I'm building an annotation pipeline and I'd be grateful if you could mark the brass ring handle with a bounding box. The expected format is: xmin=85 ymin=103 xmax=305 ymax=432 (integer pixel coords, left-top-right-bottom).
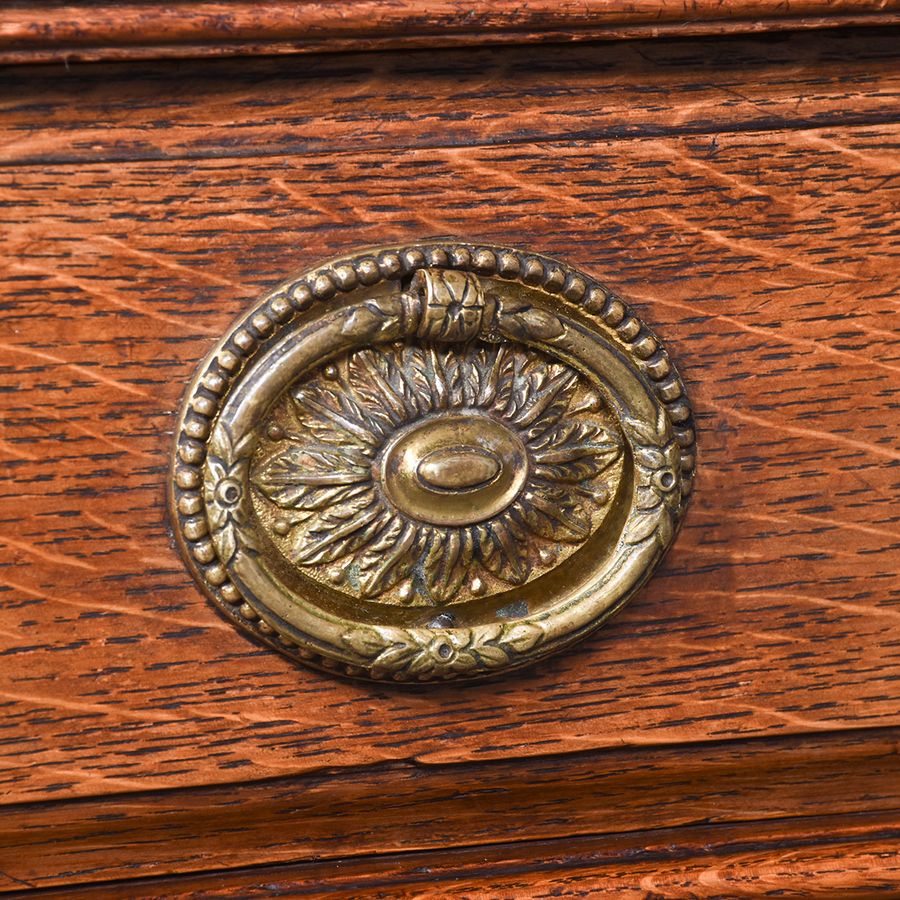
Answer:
xmin=170 ymin=242 xmax=695 ymax=682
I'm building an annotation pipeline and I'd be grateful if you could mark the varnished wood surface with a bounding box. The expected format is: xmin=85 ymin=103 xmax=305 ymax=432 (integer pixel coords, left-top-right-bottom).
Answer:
xmin=2 ymin=120 xmax=898 ymax=800
xmin=1 ymin=728 xmax=898 ymax=889
xmin=2 ymin=1 xmax=899 ymax=64
xmin=24 ymin=810 xmax=900 ymax=898
xmin=1 ymin=25 xmax=899 ymax=894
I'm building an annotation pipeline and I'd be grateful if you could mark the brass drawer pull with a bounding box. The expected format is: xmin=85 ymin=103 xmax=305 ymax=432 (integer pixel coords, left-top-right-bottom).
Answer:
xmin=171 ymin=242 xmax=694 ymax=681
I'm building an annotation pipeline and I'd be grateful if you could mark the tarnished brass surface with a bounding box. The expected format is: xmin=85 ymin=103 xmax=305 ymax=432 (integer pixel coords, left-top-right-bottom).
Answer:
xmin=170 ymin=242 xmax=695 ymax=681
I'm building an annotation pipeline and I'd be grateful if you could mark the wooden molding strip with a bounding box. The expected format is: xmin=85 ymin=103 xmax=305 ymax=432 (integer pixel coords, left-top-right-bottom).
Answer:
xmin=2 ymin=29 xmax=899 ymax=168
xmin=2 ymin=727 xmax=898 ymax=891
xmin=1 ymin=1 xmax=899 ymax=64
xmin=21 ymin=809 xmax=900 ymax=898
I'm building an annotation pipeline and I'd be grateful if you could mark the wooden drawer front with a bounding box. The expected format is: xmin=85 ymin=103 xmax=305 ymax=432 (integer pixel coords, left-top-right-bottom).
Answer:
xmin=0 ymin=26 xmax=898 ymax=894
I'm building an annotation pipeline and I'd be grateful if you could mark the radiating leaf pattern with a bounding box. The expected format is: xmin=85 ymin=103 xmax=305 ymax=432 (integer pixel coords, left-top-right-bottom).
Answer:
xmin=251 ymin=341 xmax=624 ymax=604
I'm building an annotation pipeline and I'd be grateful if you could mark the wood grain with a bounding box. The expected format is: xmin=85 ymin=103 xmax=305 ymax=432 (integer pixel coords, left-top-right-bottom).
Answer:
xmin=0 ymin=728 xmax=897 ymax=889
xmin=27 ymin=810 xmax=900 ymax=898
xmin=2 ymin=1 xmax=899 ymax=64
xmin=1 ymin=30 xmax=898 ymax=167
xmin=1 ymin=26 xmax=899 ymax=894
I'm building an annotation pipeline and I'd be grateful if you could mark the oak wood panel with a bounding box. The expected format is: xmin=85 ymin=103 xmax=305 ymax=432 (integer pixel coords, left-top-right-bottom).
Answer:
xmin=3 ymin=1 xmax=899 ymax=64
xmin=1 ymin=728 xmax=897 ymax=890
xmin=1 ymin=122 xmax=898 ymax=805
xmin=1 ymin=30 xmax=899 ymax=167
xmin=27 ymin=810 xmax=900 ymax=899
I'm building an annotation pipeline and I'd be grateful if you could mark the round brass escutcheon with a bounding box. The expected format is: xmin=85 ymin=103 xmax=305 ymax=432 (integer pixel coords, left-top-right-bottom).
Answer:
xmin=170 ymin=242 xmax=695 ymax=682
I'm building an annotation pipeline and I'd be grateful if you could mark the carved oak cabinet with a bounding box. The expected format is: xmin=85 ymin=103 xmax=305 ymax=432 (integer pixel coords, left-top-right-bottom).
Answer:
xmin=1 ymin=2 xmax=899 ymax=896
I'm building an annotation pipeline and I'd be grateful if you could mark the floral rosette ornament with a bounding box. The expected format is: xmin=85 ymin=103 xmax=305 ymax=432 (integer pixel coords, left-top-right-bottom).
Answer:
xmin=171 ymin=244 xmax=695 ymax=681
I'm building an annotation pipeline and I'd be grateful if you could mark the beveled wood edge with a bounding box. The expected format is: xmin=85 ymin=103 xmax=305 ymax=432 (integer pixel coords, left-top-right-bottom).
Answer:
xmin=2 ymin=726 xmax=898 ymax=891
xmin=2 ymin=2 xmax=899 ymax=65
